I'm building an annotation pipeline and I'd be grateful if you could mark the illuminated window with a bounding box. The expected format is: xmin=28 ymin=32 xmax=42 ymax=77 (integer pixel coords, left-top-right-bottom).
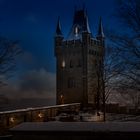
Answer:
xmin=60 ymin=94 xmax=64 ymax=104
xmin=60 ymin=94 xmax=64 ymax=99
xmin=74 ymin=26 xmax=79 ymax=36
xmin=61 ymin=60 xmax=65 ymax=68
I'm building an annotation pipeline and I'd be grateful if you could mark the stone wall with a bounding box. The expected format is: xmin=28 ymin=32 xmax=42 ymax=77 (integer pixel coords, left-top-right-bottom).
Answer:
xmin=0 ymin=103 xmax=80 ymax=135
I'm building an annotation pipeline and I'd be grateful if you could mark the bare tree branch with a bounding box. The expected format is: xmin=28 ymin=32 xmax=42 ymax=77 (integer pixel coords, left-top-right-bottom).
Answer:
xmin=106 ymin=0 xmax=140 ymax=107
xmin=0 ymin=37 xmax=22 ymax=86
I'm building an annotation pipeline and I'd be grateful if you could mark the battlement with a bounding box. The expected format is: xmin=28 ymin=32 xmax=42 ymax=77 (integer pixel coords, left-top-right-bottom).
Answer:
xmin=61 ymin=37 xmax=102 ymax=48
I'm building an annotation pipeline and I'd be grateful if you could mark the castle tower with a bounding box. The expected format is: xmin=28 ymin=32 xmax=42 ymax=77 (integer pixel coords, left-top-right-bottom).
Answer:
xmin=55 ymin=8 xmax=105 ymax=107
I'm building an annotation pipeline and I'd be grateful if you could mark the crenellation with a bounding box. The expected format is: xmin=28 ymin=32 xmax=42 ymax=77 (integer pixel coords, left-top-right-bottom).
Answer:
xmin=90 ymin=38 xmax=102 ymax=46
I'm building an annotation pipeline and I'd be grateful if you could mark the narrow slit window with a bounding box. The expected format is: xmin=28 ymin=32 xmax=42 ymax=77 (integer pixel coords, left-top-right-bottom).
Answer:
xmin=70 ymin=60 xmax=73 ymax=68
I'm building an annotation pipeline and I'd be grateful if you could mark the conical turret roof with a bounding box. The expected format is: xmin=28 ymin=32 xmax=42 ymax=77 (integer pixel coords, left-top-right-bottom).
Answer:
xmin=97 ymin=17 xmax=105 ymax=38
xmin=56 ymin=17 xmax=63 ymax=36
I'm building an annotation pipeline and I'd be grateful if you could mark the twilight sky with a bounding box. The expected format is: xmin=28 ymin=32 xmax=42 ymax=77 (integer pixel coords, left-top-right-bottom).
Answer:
xmin=0 ymin=0 xmax=117 ymax=100
xmin=0 ymin=0 xmax=116 ymax=72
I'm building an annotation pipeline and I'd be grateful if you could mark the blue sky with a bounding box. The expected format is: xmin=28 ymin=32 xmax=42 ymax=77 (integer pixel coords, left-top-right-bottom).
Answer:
xmin=0 ymin=0 xmax=116 ymax=73
xmin=1 ymin=0 xmax=128 ymax=103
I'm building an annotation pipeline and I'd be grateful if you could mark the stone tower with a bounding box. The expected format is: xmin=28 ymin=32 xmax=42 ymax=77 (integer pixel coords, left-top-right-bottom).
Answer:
xmin=54 ymin=8 xmax=105 ymax=107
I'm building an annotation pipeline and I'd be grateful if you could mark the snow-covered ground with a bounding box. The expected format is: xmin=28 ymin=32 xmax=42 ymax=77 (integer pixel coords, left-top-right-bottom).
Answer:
xmin=106 ymin=113 xmax=140 ymax=122
xmin=56 ymin=112 xmax=140 ymax=122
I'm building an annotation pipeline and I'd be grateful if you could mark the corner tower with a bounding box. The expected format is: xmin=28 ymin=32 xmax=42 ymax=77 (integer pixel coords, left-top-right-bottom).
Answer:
xmin=55 ymin=8 xmax=105 ymax=107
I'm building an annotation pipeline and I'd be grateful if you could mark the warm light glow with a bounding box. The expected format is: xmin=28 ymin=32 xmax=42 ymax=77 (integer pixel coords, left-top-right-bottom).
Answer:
xmin=10 ymin=117 xmax=15 ymax=123
xmin=75 ymin=27 xmax=78 ymax=34
xmin=60 ymin=94 xmax=63 ymax=99
xmin=60 ymin=94 xmax=64 ymax=104
xmin=38 ymin=113 xmax=43 ymax=118
xmin=62 ymin=60 xmax=65 ymax=68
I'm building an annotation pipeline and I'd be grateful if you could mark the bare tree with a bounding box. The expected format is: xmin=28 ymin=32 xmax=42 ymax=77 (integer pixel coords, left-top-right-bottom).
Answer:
xmin=106 ymin=0 xmax=140 ymax=106
xmin=0 ymin=37 xmax=21 ymax=86
xmin=89 ymin=42 xmax=120 ymax=121
xmin=102 ymin=46 xmax=121 ymax=101
xmin=99 ymin=45 xmax=122 ymax=121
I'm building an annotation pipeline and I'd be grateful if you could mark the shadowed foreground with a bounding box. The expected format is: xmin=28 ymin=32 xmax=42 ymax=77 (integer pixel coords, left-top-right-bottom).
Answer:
xmin=10 ymin=122 xmax=140 ymax=140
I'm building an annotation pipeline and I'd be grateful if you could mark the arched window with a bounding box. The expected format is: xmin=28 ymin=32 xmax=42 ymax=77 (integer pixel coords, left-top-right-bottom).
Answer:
xmin=61 ymin=60 xmax=65 ymax=68
xmin=77 ymin=59 xmax=82 ymax=67
xmin=68 ymin=78 xmax=76 ymax=88
xmin=74 ymin=26 xmax=79 ymax=36
xmin=70 ymin=60 xmax=73 ymax=68
xmin=95 ymin=59 xmax=97 ymax=67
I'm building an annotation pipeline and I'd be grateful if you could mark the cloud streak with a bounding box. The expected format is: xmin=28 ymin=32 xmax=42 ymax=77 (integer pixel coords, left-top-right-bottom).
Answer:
xmin=0 ymin=68 xmax=56 ymax=100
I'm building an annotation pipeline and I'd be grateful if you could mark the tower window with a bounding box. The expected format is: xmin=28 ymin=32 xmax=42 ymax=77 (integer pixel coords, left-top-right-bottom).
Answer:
xmin=77 ymin=59 xmax=82 ymax=67
xmin=95 ymin=59 xmax=98 ymax=67
xmin=70 ymin=60 xmax=73 ymax=68
xmin=68 ymin=78 xmax=76 ymax=88
xmin=61 ymin=60 xmax=65 ymax=68
xmin=74 ymin=26 xmax=79 ymax=36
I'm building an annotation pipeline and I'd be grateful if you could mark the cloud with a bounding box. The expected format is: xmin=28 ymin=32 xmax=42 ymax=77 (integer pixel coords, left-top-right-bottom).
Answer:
xmin=21 ymin=52 xmax=34 ymax=64
xmin=0 ymin=68 xmax=56 ymax=99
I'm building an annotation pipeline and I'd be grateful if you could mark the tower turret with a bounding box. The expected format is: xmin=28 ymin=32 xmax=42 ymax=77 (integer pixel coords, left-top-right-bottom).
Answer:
xmin=97 ymin=17 xmax=104 ymax=38
xmin=55 ymin=16 xmax=63 ymax=37
xmin=83 ymin=12 xmax=91 ymax=33
xmin=96 ymin=17 xmax=105 ymax=46
xmin=55 ymin=17 xmax=63 ymax=56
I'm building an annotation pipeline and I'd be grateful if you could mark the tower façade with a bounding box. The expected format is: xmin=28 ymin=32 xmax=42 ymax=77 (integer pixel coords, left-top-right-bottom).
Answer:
xmin=54 ymin=8 xmax=105 ymax=107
